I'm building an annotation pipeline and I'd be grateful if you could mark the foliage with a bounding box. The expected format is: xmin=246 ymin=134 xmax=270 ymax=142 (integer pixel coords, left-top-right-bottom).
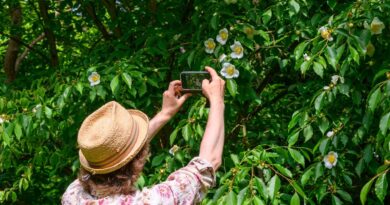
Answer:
xmin=0 ymin=0 xmax=389 ymax=204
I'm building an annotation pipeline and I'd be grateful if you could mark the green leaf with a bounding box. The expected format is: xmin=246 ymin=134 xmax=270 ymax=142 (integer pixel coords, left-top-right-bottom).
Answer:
xmin=349 ymin=46 xmax=360 ymax=64
xmin=368 ymin=88 xmax=381 ymax=112
xmin=315 ymin=92 xmax=325 ymax=111
xmin=379 ymin=112 xmax=390 ymax=135
xmin=375 ymin=173 xmax=388 ymax=202
xmin=110 ymin=75 xmax=120 ymax=95
xmin=273 ymin=164 xmax=293 ymax=178
xmin=231 ymin=154 xmax=240 ymax=165
xmin=14 ymin=123 xmax=22 ymax=140
xmin=122 ymin=73 xmax=133 ymax=91
xmin=227 ymin=79 xmax=238 ymax=97
xmin=181 ymin=124 xmax=192 ymax=141
xmin=313 ymin=62 xmax=324 ymax=78
xmin=288 ymin=111 xmax=301 ymax=132
xmin=326 ymin=46 xmax=337 ymax=70
xmin=75 ymin=82 xmax=83 ymax=95
xmin=44 ymin=106 xmax=53 ymax=119
xmin=288 ymin=131 xmax=300 ymax=146
xmin=332 ymin=195 xmax=343 ymax=205
xmin=237 ymin=187 xmax=248 ymax=205
xmin=262 ymin=9 xmax=272 ymax=25
xmin=355 ymin=158 xmax=365 ymax=177
xmin=253 ymin=196 xmax=266 ymax=205
xmin=268 ymin=175 xmax=281 ymax=201
xmin=318 ymin=117 xmax=329 ymax=135
xmin=303 ymin=125 xmax=313 ymax=142
xmin=254 ymin=177 xmax=268 ymax=200
xmin=169 ymin=128 xmax=179 ymax=145
xmin=258 ymin=30 xmax=270 ymax=42
xmin=315 ymin=162 xmax=324 ymax=181
xmin=336 ymin=190 xmax=352 ymax=203
xmin=301 ymin=167 xmax=314 ymax=186
xmin=290 ymin=192 xmax=300 ymax=205
xmin=288 ymin=148 xmax=305 ymax=166
xmin=210 ymin=14 xmax=218 ymax=30
xmin=360 ymin=178 xmax=375 ymax=205
xmin=289 ymin=0 xmax=300 ymax=13
xmin=294 ymin=41 xmax=309 ymax=60
xmin=227 ymin=190 xmax=237 ymax=205
xmin=300 ymin=61 xmax=311 ymax=74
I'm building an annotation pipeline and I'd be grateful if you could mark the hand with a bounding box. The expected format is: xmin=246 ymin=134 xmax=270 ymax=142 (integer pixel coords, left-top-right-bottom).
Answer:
xmin=202 ymin=66 xmax=225 ymax=105
xmin=161 ymin=80 xmax=192 ymax=118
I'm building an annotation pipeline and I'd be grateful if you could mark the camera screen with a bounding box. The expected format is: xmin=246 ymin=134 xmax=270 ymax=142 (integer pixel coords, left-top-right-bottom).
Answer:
xmin=181 ymin=72 xmax=210 ymax=91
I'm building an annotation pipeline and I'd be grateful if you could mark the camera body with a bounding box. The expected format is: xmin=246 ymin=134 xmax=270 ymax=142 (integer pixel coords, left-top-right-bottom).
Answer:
xmin=180 ymin=71 xmax=211 ymax=93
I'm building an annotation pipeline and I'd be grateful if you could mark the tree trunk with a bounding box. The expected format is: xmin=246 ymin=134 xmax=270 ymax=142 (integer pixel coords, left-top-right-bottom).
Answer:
xmin=38 ymin=0 xmax=59 ymax=67
xmin=3 ymin=1 xmax=23 ymax=83
xmin=102 ymin=0 xmax=122 ymax=38
xmin=84 ymin=2 xmax=111 ymax=40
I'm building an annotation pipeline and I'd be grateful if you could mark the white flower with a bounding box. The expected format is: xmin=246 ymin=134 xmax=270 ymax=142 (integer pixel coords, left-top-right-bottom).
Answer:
xmin=331 ymin=75 xmax=344 ymax=85
xmin=319 ymin=26 xmax=333 ymax=41
xmin=220 ymin=62 xmax=239 ymax=79
xmin=204 ymin=38 xmax=216 ymax=54
xmin=323 ymin=151 xmax=338 ymax=169
xmin=303 ymin=53 xmax=311 ymax=61
xmin=219 ymin=54 xmax=227 ymax=62
xmin=32 ymin=104 xmax=42 ymax=113
xmin=0 ymin=117 xmax=4 ymax=124
xmin=230 ymin=41 xmax=244 ymax=59
xmin=370 ymin=17 xmax=385 ymax=35
xmin=88 ymin=72 xmax=101 ymax=86
xmin=216 ymin=28 xmax=229 ymax=45
xmin=323 ymin=86 xmax=330 ymax=91
xmin=180 ymin=47 xmax=186 ymax=53
xmin=169 ymin=145 xmax=179 ymax=156
xmin=326 ymin=130 xmax=335 ymax=138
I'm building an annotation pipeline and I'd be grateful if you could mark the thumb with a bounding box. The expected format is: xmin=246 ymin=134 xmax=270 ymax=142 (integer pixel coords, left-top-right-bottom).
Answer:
xmin=178 ymin=93 xmax=192 ymax=105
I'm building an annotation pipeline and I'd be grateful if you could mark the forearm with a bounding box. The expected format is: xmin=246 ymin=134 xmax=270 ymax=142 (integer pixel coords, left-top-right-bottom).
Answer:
xmin=199 ymin=101 xmax=225 ymax=170
xmin=148 ymin=111 xmax=171 ymax=140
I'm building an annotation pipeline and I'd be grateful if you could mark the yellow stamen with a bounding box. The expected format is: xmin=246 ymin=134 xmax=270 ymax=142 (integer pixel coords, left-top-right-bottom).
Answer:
xmin=207 ymin=41 xmax=215 ymax=49
xmin=327 ymin=154 xmax=336 ymax=164
xmin=234 ymin=46 xmax=242 ymax=54
xmin=220 ymin=32 xmax=228 ymax=40
xmin=91 ymin=75 xmax=99 ymax=82
xmin=226 ymin=66 xmax=235 ymax=76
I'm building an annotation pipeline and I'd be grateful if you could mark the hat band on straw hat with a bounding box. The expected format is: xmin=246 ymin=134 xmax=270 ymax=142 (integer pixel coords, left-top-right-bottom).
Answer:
xmin=87 ymin=119 xmax=139 ymax=168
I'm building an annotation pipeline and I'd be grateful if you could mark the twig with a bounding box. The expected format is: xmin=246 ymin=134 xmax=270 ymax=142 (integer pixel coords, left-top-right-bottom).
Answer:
xmin=15 ymin=33 xmax=45 ymax=72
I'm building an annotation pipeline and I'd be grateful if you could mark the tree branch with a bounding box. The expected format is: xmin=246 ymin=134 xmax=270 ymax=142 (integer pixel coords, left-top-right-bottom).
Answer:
xmin=102 ymin=0 xmax=122 ymax=38
xmin=3 ymin=1 xmax=22 ymax=83
xmin=84 ymin=2 xmax=111 ymax=40
xmin=15 ymin=33 xmax=45 ymax=72
xmin=38 ymin=0 xmax=59 ymax=67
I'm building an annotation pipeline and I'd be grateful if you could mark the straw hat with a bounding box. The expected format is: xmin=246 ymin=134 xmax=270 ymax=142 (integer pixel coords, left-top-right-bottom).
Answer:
xmin=77 ymin=101 xmax=149 ymax=174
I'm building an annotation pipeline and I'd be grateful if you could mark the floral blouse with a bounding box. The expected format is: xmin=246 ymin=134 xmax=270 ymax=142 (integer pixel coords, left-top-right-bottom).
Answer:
xmin=62 ymin=157 xmax=215 ymax=205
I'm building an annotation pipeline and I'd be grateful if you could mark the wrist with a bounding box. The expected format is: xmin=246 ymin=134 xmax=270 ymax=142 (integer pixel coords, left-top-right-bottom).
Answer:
xmin=158 ymin=110 xmax=174 ymax=121
xmin=210 ymin=100 xmax=225 ymax=109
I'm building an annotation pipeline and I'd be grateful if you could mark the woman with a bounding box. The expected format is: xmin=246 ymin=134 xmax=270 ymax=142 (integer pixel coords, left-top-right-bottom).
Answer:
xmin=62 ymin=66 xmax=225 ymax=204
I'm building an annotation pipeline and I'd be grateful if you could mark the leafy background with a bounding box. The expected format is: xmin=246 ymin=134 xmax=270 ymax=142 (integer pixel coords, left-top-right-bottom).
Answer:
xmin=0 ymin=0 xmax=389 ymax=204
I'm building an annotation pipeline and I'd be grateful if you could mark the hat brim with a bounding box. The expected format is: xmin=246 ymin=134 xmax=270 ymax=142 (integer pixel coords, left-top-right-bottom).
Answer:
xmin=79 ymin=109 xmax=149 ymax=175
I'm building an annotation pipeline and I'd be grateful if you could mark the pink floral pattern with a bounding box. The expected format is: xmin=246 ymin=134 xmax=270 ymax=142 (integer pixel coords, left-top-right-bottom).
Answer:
xmin=62 ymin=157 xmax=215 ymax=205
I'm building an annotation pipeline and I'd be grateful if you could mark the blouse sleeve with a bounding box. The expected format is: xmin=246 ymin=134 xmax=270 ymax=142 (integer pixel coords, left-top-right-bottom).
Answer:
xmin=141 ymin=157 xmax=216 ymax=205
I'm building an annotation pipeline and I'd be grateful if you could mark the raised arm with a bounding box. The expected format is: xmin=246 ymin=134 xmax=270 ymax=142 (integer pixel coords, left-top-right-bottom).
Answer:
xmin=148 ymin=80 xmax=191 ymax=140
xmin=199 ymin=66 xmax=225 ymax=171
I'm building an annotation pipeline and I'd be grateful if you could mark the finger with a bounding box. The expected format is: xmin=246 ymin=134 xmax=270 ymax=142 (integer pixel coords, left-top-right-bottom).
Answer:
xmin=178 ymin=93 xmax=192 ymax=104
xmin=168 ymin=80 xmax=182 ymax=93
xmin=202 ymin=79 xmax=209 ymax=88
xmin=205 ymin=66 xmax=219 ymax=81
